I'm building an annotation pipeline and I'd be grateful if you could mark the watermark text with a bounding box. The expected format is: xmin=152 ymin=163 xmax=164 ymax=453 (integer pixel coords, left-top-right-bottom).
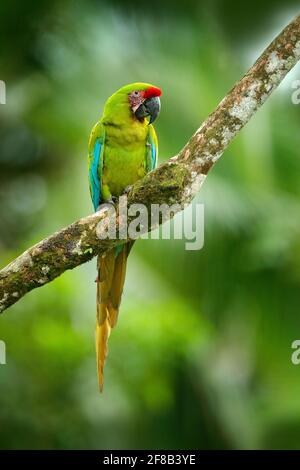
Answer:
xmin=0 ymin=340 xmax=6 ymax=365
xmin=0 ymin=80 xmax=6 ymax=105
xmin=95 ymin=196 xmax=204 ymax=251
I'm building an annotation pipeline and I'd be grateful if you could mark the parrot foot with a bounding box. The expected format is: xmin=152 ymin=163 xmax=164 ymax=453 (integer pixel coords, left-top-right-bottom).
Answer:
xmin=123 ymin=185 xmax=133 ymax=195
xmin=96 ymin=197 xmax=118 ymax=212
xmin=107 ymin=196 xmax=118 ymax=205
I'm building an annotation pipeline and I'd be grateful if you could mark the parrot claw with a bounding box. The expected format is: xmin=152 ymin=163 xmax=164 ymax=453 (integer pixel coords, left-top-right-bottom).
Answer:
xmin=108 ymin=196 xmax=118 ymax=205
xmin=105 ymin=196 xmax=118 ymax=206
xmin=96 ymin=197 xmax=117 ymax=212
xmin=123 ymin=185 xmax=133 ymax=195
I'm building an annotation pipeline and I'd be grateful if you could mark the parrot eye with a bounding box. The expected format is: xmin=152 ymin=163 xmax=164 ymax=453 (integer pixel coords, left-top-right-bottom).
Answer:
xmin=133 ymin=91 xmax=139 ymax=96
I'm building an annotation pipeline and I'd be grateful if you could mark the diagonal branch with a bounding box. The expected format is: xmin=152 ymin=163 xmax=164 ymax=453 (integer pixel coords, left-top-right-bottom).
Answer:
xmin=1 ymin=15 xmax=300 ymax=314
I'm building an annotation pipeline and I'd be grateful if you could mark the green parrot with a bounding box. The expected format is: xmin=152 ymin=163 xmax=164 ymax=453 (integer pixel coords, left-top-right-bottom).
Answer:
xmin=88 ymin=83 xmax=162 ymax=391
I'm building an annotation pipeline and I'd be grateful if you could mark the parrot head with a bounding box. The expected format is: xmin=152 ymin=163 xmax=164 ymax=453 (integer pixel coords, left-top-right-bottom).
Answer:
xmin=128 ymin=84 xmax=162 ymax=124
xmin=103 ymin=82 xmax=162 ymax=125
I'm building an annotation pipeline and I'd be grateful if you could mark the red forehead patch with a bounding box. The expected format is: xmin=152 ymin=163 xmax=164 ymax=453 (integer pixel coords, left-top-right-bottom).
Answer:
xmin=144 ymin=86 xmax=162 ymax=99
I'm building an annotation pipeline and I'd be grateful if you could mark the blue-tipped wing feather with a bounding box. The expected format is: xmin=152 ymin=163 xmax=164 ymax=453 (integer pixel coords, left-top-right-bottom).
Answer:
xmin=146 ymin=124 xmax=158 ymax=172
xmin=88 ymin=122 xmax=105 ymax=211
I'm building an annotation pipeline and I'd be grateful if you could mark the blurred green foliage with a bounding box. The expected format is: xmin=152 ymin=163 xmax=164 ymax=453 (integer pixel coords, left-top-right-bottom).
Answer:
xmin=1 ymin=0 xmax=300 ymax=450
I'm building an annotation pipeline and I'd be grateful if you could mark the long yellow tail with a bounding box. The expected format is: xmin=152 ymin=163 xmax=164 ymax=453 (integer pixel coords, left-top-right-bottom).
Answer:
xmin=96 ymin=245 xmax=129 ymax=392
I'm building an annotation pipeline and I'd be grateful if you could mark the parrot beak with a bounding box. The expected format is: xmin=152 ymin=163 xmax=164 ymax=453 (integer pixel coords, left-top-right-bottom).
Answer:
xmin=134 ymin=96 xmax=161 ymax=124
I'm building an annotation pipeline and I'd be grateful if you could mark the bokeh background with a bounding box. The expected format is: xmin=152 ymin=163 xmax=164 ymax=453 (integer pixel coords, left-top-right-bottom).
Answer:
xmin=1 ymin=0 xmax=300 ymax=450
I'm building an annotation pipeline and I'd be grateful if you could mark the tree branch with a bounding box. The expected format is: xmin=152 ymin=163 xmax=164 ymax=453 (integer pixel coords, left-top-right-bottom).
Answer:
xmin=1 ymin=15 xmax=300 ymax=314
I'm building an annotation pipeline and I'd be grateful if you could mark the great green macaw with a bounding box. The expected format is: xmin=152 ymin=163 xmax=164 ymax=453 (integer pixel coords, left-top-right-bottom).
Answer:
xmin=88 ymin=83 xmax=161 ymax=391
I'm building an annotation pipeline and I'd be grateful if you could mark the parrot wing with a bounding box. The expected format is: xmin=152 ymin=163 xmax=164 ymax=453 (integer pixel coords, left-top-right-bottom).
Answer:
xmin=146 ymin=124 xmax=158 ymax=173
xmin=88 ymin=121 xmax=105 ymax=211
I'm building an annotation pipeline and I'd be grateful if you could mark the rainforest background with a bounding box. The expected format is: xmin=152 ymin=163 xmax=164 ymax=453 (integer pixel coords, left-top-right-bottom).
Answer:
xmin=1 ymin=0 xmax=300 ymax=450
